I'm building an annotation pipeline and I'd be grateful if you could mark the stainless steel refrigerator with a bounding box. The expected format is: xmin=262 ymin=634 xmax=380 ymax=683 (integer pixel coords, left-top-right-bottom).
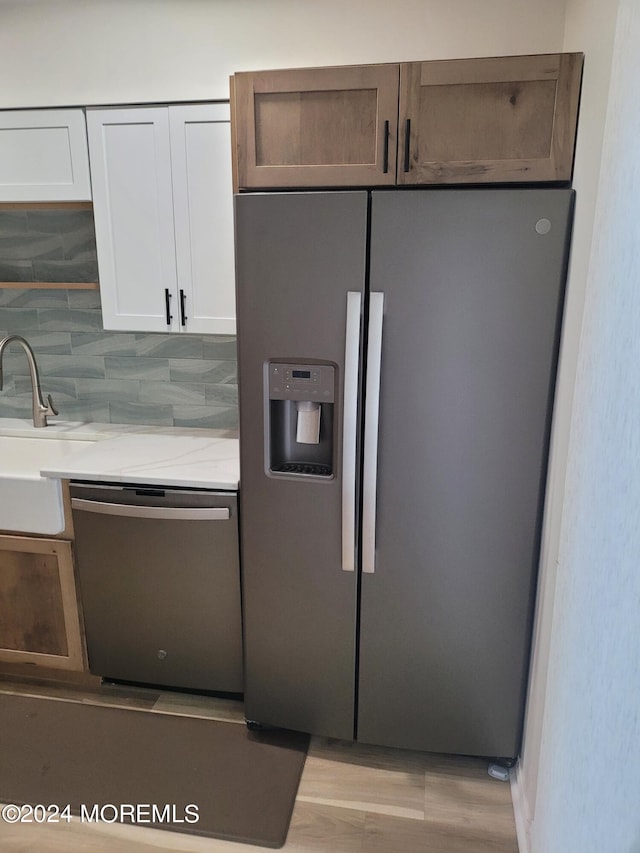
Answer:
xmin=235 ymin=188 xmax=573 ymax=759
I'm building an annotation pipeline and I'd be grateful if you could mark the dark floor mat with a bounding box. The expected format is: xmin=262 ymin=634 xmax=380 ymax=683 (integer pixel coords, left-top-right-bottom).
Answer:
xmin=0 ymin=693 xmax=309 ymax=848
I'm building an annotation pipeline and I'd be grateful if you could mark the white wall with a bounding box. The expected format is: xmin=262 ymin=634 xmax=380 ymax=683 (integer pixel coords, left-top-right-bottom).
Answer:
xmin=0 ymin=0 xmax=567 ymax=107
xmin=530 ymin=2 xmax=640 ymax=848
xmin=516 ymin=0 xmax=620 ymax=841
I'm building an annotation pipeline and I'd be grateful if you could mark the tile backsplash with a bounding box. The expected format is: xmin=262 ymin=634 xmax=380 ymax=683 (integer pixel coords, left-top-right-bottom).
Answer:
xmin=0 ymin=211 xmax=237 ymax=430
xmin=0 ymin=209 xmax=99 ymax=285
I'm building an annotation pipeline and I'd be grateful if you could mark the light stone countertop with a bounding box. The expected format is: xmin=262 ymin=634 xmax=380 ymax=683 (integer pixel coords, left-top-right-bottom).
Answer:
xmin=0 ymin=418 xmax=239 ymax=490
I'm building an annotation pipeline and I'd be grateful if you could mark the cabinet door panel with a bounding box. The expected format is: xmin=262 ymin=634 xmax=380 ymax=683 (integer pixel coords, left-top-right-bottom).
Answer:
xmin=234 ymin=65 xmax=399 ymax=188
xmin=0 ymin=536 xmax=84 ymax=671
xmin=0 ymin=551 xmax=67 ymax=655
xmin=398 ymin=53 xmax=582 ymax=184
xmin=0 ymin=109 xmax=92 ymax=202
xmin=87 ymin=108 xmax=178 ymax=332
xmin=169 ymin=104 xmax=236 ymax=335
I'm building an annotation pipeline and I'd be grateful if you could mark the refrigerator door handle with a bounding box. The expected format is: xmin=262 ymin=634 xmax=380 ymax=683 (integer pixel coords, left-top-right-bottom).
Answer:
xmin=342 ymin=291 xmax=362 ymax=572
xmin=362 ymin=291 xmax=385 ymax=574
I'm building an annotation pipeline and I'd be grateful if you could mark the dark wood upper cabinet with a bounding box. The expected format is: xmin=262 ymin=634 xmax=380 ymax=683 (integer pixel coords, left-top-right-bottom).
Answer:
xmin=398 ymin=53 xmax=583 ymax=184
xmin=232 ymin=64 xmax=399 ymax=189
xmin=231 ymin=53 xmax=583 ymax=189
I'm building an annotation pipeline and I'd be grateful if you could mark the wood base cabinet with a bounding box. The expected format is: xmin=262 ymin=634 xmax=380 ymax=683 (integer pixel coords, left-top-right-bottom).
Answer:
xmin=232 ymin=53 xmax=583 ymax=189
xmin=0 ymin=535 xmax=85 ymax=671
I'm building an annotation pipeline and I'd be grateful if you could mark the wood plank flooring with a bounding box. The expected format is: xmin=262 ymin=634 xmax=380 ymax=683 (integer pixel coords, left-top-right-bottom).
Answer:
xmin=0 ymin=677 xmax=518 ymax=852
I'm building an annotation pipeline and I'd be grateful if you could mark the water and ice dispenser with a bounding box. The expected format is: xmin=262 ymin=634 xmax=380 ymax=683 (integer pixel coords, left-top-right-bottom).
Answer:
xmin=267 ymin=362 xmax=335 ymax=477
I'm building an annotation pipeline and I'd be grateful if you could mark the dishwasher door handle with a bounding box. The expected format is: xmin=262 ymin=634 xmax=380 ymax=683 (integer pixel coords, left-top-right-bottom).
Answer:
xmin=71 ymin=498 xmax=230 ymax=521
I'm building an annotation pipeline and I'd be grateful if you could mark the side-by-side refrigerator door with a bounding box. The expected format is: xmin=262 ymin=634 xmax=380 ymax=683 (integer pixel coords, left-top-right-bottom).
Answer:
xmin=235 ymin=192 xmax=368 ymax=739
xmin=358 ymin=189 xmax=573 ymax=757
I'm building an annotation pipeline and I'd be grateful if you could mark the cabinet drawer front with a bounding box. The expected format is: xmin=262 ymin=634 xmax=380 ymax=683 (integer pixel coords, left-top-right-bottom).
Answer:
xmin=234 ymin=64 xmax=399 ymax=188
xmin=398 ymin=53 xmax=583 ymax=184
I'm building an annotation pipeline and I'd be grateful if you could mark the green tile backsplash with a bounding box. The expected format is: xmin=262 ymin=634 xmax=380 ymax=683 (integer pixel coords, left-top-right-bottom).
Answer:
xmin=0 ymin=209 xmax=99 ymax=284
xmin=0 ymin=212 xmax=237 ymax=430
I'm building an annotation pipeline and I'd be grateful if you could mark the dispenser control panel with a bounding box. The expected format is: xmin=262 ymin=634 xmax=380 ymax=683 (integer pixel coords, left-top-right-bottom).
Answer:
xmin=268 ymin=362 xmax=335 ymax=402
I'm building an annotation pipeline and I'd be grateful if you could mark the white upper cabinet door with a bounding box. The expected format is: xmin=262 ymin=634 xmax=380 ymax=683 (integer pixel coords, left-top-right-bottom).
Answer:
xmin=0 ymin=109 xmax=92 ymax=202
xmin=87 ymin=107 xmax=179 ymax=332
xmin=169 ymin=104 xmax=236 ymax=335
xmin=87 ymin=104 xmax=235 ymax=334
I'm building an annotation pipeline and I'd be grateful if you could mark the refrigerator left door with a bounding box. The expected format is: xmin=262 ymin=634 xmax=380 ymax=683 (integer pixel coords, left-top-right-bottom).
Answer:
xmin=235 ymin=191 xmax=368 ymax=739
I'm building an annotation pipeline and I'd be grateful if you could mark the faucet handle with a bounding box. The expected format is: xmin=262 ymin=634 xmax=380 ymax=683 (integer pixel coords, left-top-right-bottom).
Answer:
xmin=46 ymin=394 xmax=59 ymax=416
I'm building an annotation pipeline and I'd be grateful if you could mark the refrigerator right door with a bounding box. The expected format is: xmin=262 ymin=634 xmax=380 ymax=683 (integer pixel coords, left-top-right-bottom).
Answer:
xmin=358 ymin=189 xmax=573 ymax=757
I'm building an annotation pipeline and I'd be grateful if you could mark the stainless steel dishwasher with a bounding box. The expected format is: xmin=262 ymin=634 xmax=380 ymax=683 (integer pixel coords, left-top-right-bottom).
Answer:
xmin=70 ymin=482 xmax=243 ymax=693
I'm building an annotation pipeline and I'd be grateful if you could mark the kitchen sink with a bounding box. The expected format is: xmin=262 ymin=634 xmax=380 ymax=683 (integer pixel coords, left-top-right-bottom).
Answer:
xmin=0 ymin=431 xmax=100 ymax=535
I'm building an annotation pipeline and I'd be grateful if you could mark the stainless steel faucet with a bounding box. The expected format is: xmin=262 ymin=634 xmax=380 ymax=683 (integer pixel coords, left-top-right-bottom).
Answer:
xmin=0 ymin=334 xmax=58 ymax=428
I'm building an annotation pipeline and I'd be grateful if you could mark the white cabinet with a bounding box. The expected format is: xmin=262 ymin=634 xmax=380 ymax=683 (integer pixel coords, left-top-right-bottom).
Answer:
xmin=0 ymin=109 xmax=92 ymax=202
xmin=86 ymin=104 xmax=235 ymax=334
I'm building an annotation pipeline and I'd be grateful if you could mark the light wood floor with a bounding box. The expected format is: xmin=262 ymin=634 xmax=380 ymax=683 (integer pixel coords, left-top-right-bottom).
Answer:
xmin=0 ymin=677 xmax=518 ymax=852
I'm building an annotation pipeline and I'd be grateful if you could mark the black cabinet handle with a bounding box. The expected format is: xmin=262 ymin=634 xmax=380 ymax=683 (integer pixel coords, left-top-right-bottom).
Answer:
xmin=164 ymin=288 xmax=172 ymax=325
xmin=383 ymin=120 xmax=389 ymax=174
xmin=179 ymin=289 xmax=187 ymax=326
xmin=403 ymin=118 xmax=411 ymax=173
